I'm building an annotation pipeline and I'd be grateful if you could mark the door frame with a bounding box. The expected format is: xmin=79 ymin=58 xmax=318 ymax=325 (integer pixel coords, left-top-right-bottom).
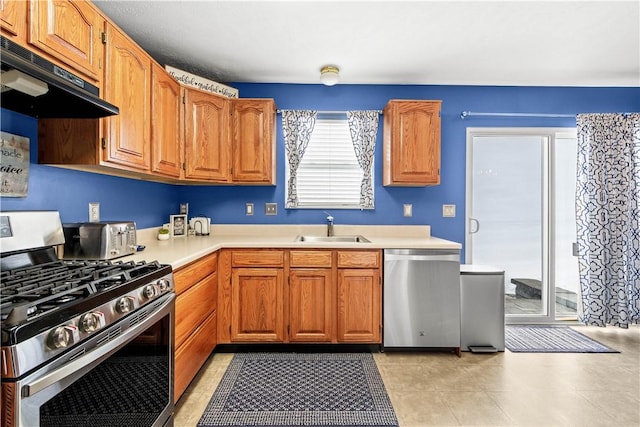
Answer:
xmin=465 ymin=127 xmax=577 ymax=324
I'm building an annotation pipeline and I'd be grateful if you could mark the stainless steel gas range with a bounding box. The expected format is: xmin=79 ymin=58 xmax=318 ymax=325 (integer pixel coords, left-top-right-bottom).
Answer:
xmin=0 ymin=211 xmax=175 ymax=427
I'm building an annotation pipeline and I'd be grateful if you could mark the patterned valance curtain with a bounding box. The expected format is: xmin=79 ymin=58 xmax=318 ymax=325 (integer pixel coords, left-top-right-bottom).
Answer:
xmin=575 ymin=113 xmax=640 ymax=328
xmin=282 ymin=110 xmax=317 ymax=208
xmin=347 ymin=111 xmax=379 ymax=209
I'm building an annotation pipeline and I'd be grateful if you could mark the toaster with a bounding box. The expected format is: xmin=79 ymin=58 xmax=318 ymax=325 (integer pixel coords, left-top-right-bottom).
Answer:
xmin=61 ymin=221 xmax=137 ymax=260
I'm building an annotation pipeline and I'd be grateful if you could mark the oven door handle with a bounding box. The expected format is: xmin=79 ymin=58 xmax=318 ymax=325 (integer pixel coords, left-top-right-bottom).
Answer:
xmin=22 ymin=293 xmax=174 ymax=398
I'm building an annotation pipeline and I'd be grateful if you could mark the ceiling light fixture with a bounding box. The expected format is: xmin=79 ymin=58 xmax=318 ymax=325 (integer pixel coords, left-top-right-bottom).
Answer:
xmin=320 ymin=65 xmax=340 ymax=86
xmin=0 ymin=69 xmax=49 ymax=97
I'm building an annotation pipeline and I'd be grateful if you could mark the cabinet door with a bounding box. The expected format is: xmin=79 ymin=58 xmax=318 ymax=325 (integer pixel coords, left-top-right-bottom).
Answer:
xmin=29 ymin=0 xmax=103 ymax=82
xmin=103 ymin=25 xmax=151 ymax=171
xmin=383 ymin=100 xmax=441 ymax=186
xmin=1 ymin=0 xmax=27 ymax=40
xmin=175 ymin=272 xmax=217 ymax=348
xmin=231 ymin=268 xmax=283 ymax=342
xmin=231 ymin=98 xmax=276 ymax=184
xmin=174 ymin=310 xmax=216 ymax=402
xmin=184 ymin=89 xmax=230 ymax=182
xmin=151 ymin=64 xmax=181 ymax=178
xmin=337 ymin=269 xmax=381 ymax=343
xmin=289 ymin=269 xmax=333 ymax=342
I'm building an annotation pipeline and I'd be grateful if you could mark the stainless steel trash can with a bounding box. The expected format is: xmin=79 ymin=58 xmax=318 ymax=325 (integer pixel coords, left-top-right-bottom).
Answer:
xmin=460 ymin=265 xmax=505 ymax=352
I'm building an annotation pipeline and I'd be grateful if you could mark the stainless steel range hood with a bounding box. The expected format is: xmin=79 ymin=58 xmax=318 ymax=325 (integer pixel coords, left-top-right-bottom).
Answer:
xmin=0 ymin=36 xmax=119 ymax=118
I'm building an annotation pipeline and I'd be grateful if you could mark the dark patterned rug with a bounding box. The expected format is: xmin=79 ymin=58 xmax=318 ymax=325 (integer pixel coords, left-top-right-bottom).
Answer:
xmin=505 ymin=326 xmax=620 ymax=353
xmin=197 ymin=352 xmax=398 ymax=427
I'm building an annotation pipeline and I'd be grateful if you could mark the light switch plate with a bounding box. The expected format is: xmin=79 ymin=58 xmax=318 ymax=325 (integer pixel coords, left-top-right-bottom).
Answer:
xmin=246 ymin=203 xmax=254 ymax=216
xmin=442 ymin=204 xmax=456 ymax=217
xmin=265 ymin=203 xmax=277 ymax=216
xmin=403 ymin=204 xmax=413 ymax=217
xmin=89 ymin=202 xmax=100 ymax=222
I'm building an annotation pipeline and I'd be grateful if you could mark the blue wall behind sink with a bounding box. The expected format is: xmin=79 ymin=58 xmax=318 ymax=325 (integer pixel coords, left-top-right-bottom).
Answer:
xmin=2 ymin=83 xmax=639 ymax=259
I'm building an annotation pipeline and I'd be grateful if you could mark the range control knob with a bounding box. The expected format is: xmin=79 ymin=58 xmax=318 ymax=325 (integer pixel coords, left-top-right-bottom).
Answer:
xmin=78 ymin=311 xmax=106 ymax=333
xmin=157 ymin=278 xmax=171 ymax=292
xmin=142 ymin=284 xmax=158 ymax=300
xmin=115 ymin=296 xmax=136 ymax=314
xmin=47 ymin=325 xmax=80 ymax=350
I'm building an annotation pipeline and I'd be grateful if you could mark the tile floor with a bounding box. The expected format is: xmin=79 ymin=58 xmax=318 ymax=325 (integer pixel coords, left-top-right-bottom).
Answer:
xmin=174 ymin=325 xmax=640 ymax=427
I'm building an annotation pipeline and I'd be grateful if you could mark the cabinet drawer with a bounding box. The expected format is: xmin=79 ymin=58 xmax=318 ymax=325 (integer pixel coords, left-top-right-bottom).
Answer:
xmin=175 ymin=310 xmax=217 ymax=402
xmin=175 ymin=272 xmax=217 ymax=348
xmin=231 ymin=250 xmax=283 ymax=267
xmin=174 ymin=252 xmax=218 ymax=295
xmin=290 ymin=250 xmax=332 ymax=268
xmin=337 ymin=250 xmax=380 ymax=268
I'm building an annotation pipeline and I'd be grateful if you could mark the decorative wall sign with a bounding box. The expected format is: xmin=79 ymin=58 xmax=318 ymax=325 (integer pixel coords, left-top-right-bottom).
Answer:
xmin=165 ymin=65 xmax=239 ymax=98
xmin=0 ymin=132 xmax=29 ymax=197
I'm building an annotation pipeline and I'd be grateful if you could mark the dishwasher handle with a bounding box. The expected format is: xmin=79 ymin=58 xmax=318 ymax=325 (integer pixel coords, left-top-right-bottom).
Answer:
xmin=384 ymin=249 xmax=460 ymax=262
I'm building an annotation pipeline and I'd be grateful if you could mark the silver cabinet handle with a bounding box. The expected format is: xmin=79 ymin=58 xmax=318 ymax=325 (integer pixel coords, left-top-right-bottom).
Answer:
xmin=469 ymin=218 xmax=480 ymax=234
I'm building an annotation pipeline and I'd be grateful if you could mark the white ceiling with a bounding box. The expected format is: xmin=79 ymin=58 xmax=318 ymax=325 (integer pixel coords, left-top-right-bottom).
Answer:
xmin=93 ymin=1 xmax=640 ymax=87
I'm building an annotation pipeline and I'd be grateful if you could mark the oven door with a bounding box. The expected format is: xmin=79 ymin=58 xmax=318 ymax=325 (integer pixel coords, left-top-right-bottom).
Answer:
xmin=10 ymin=293 xmax=174 ymax=427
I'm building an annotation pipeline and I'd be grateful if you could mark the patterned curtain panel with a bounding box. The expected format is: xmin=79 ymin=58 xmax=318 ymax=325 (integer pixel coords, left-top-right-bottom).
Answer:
xmin=347 ymin=111 xmax=379 ymax=209
xmin=576 ymin=113 xmax=640 ymax=328
xmin=282 ymin=110 xmax=317 ymax=208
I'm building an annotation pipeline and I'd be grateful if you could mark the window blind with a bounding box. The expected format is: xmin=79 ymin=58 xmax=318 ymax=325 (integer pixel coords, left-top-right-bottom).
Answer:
xmin=294 ymin=118 xmax=367 ymax=208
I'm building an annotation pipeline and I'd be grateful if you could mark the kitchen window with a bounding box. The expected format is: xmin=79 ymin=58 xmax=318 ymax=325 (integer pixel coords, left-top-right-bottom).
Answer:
xmin=283 ymin=110 xmax=379 ymax=210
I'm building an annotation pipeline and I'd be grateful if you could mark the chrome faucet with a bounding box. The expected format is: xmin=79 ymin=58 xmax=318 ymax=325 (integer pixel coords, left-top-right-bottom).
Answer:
xmin=324 ymin=212 xmax=334 ymax=237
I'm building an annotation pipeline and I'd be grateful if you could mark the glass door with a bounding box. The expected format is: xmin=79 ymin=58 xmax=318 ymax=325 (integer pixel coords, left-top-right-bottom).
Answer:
xmin=466 ymin=128 xmax=578 ymax=322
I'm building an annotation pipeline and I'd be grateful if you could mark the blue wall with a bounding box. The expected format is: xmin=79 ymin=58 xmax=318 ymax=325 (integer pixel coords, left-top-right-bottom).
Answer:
xmin=0 ymin=109 xmax=178 ymax=228
xmin=2 ymin=84 xmax=639 ymax=256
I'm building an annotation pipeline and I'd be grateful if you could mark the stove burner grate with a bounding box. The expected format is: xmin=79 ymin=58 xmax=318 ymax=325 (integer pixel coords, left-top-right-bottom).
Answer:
xmin=0 ymin=259 xmax=167 ymax=326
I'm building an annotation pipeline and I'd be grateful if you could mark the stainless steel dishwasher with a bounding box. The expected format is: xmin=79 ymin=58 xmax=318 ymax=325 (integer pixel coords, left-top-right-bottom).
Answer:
xmin=383 ymin=248 xmax=461 ymax=352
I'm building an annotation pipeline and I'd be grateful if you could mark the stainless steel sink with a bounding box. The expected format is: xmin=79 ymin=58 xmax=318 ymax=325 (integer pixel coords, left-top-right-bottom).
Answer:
xmin=294 ymin=235 xmax=371 ymax=243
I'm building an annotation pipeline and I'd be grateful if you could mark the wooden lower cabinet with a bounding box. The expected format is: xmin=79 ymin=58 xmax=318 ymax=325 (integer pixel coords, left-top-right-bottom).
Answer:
xmin=231 ymin=267 xmax=284 ymax=342
xmin=289 ymin=269 xmax=333 ymax=342
xmin=337 ymin=269 xmax=381 ymax=342
xmin=219 ymin=249 xmax=381 ymax=345
xmin=175 ymin=272 xmax=217 ymax=348
xmin=173 ymin=252 xmax=218 ymax=402
xmin=174 ymin=310 xmax=217 ymax=401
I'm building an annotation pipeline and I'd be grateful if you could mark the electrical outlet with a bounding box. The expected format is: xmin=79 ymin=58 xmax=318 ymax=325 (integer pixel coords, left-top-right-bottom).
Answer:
xmin=403 ymin=204 xmax=413 ymax=217
xmin=265 ymin=203 xmax=277 ymax=216
xmin=246 ymin=203 xmax=254 ymax=216
xmin=89 ymin=202 xmax=100 ymax=222
xmin=442 ymin=204 xmax=456 ymax=217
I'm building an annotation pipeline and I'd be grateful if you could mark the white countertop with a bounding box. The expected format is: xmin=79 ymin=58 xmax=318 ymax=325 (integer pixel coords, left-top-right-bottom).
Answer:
xmin=122 ymin=224 xmax=462 ymax=269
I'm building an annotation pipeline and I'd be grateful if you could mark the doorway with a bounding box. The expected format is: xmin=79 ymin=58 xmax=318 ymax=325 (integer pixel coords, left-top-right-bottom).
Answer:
xmin=465 ymin=128 xmax=579 ymax=323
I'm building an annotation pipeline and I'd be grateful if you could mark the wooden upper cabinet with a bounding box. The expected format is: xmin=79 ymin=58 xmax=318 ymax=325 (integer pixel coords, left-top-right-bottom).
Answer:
xmin=102 ymin=24 xmax=151 ymax=171
xmin=383 ymin=100 xmax=442 ymax=186
xmin=151 ymin=63 xmax=182 ymax=178
xmin=231 ymin=98 xmax=276 ymax=184
xmin=1 ymin=0 xmax=27 ymax=41
xmin=29 ymin=0 xmax=103 ymax=83
xmin=184 ymin=88 xmax=230 ymax=182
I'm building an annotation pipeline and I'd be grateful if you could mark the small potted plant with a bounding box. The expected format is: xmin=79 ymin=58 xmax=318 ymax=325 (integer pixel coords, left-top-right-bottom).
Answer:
xmin=157 ymin=227 xmax=170 ymax=241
